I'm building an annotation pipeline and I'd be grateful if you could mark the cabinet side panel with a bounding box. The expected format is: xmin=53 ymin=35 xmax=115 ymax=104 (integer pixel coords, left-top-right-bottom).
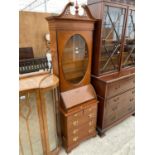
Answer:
xmin=50 ymin=30 xmax=59 ymax=76
xmin=97 ymin=96 xmax=105 ymax=130
xmin=91 ymin=76 xmax=106 ymax=98
xmin=91 ymin=20 xmax=102 ymax=75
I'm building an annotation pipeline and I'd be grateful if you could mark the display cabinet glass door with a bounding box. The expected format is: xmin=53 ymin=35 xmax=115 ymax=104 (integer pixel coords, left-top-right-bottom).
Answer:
xmin=43 ymin=88 xmax=59 ymax=153
xmin=19 ymin=92 xmax=44 ymax=155
xmin=122 ymin=9 xmax=135 ymax=68
xmin=62 ymin=34 xmax=88 ymax=84
xmin=100 ymin=6 xmax=126 ymax=73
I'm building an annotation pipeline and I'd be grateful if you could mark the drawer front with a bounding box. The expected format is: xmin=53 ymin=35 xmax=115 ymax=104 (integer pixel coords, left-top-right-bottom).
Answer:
xmin=104 ymin=113 xmax=117 ymax=127
xmin=84 ymin=104 xmax=97 ymax=115
xmin=107 ymin=76 xmax=135 ymax=98
xmin=84 ymin=105 xmax=97 ymax=119
xmin=67 ymin=111 xmax=83 ymax=122
xmin=105 ymin=88 xmax=135 ymax=116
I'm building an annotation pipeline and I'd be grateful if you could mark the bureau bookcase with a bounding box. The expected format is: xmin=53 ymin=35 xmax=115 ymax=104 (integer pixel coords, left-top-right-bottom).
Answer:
xmin=88 ymin=0 xmax=135 ymax=136
xmin=46 ymin=2 xmax=98 ymax=152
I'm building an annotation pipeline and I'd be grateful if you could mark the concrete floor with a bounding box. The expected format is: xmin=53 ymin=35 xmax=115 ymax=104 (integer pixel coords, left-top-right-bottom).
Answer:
xmin=59 ymin=116 xmax=135 ymax=155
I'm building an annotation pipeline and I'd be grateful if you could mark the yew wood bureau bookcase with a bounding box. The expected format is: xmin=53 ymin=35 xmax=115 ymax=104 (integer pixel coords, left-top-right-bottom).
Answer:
xmin=19 ymin=72 xmax=61 ymax=155
xmin=46 ymin=2 xmax=98 ymax=153
xmin=88 ymin=0 xmax=135 ymax=136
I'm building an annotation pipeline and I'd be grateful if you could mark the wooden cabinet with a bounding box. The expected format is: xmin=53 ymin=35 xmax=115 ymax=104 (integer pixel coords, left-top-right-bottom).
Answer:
xmin=46 ymin=2 xmax=98 ymax=152
xmin=88 ymin=0 xmax=135 ymax=137
xmin=19 ymin=72 xmax=61 ymax=155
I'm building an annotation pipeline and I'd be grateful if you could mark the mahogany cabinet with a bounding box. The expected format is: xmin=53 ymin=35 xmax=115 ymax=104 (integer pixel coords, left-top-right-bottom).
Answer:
xmin=88 ymin=0 xmax=135 ymax=136
xmin=19 ymin=72 xmax=61 ymax=155
xmin=46 ymin=2 xmax=98 ymax=152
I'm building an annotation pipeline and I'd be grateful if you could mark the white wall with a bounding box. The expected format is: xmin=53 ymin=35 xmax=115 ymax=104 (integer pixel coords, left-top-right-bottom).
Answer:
xmin=19 ymin=0 xmax=87 ymax=13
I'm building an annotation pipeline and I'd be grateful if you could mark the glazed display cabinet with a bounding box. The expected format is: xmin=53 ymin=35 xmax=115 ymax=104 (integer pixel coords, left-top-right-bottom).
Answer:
xmin=19 ymin=72 xmax=61 ymax=155
xmin=88 ymin=0 xmax=135 ymax=136
xmin=46 ymin=2 xmax=98 ymax=152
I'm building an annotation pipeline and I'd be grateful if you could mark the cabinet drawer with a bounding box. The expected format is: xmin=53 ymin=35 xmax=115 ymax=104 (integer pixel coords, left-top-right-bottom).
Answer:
xmin=107 ymin=77 xmax=135 ymax=98
xmin=104 ymin=113 xmax=117 ymax=127
xmin=84 ymin=105 xmax=97 ymax=119
xmin=105 ymin=88 xmax=135 ymax=115
xmin=67 ymin=113 xmax=97 ymax=130
xmin=67 ymin=123 xmax=96 ymax=145
xmin=117 ymin=104 xmax=135 ymax=120
xmin=67 ymin=111 xmax=83 ymax=122
xmin=84 ymin=104 xmax=97 ymax=115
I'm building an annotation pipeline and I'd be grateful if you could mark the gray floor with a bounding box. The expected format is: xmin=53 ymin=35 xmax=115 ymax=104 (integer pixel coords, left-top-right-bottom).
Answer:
xmin=59 ymin=116 xmax=135 ymax=155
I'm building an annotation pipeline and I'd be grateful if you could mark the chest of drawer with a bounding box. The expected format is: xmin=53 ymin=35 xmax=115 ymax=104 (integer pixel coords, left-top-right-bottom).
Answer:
xmin=107 ymin=77 xmax=135 ymax=98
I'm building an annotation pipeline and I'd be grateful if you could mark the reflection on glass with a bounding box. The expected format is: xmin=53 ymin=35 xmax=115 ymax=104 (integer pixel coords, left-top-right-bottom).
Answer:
xmin=123 ymin=10 xmax=135 ymax=67
xmin=100 ymin=6 xmax=125 ymax=73
xmin=62 ymin=34 xmax=88 ymax=83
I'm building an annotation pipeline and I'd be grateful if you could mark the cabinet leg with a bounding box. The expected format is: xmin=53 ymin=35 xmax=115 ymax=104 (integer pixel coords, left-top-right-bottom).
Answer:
xmin=98 ymin=131 xmax=105 ymax=137
xmin=132 ymin=113 xmax=135 ymax=116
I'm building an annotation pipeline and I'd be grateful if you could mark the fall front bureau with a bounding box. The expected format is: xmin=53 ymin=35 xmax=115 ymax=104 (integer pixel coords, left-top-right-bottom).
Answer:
xmin=59 ymin=84 xmax=98 ymax=153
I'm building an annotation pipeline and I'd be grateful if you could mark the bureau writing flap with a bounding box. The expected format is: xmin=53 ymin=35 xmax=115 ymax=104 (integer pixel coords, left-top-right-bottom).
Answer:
xmin=60 ymin=84 xmax=97 ymax=109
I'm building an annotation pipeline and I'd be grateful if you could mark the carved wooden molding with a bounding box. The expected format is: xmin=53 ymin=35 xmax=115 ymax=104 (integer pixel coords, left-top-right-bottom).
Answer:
xmin=47 ymin=2 xmax=96 ymax=21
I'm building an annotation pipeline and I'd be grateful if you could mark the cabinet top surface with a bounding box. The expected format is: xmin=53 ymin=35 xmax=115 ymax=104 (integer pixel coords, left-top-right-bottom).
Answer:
xmin=93 ymin=68 xmax=135 ymax=83
xmin=19 ymin=71 xmax=59 ymax=92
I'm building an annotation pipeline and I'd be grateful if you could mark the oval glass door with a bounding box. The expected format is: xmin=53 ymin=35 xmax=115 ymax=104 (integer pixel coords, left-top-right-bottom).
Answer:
xmin=62 ymin=34 xmax=88 ymax=84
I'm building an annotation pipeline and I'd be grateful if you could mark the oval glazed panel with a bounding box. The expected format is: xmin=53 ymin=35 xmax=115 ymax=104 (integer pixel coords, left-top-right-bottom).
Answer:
xmin=62 ymin=34 xmax=88 ymax=84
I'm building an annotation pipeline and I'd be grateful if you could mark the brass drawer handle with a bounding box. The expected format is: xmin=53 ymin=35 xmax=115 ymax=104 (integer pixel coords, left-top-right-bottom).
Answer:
xmin=73 ymin=136 xmax=78 ymax=142
xmin=73 ymin=120 xmax=78 ymax=126
xmin=130 ymin=98 xmax=134 ymax=102
xmin=89 ymin=120 xmax=94 ymax=126
xmin=88 ymin=128 xmax=94 ymax=133
xmin=114 ymin=97 xmax=119 ymax=102
xmin=115 ymin=85 xmax=120 ymax=90
xmin=73 ymin=129 xmax=78 ymax=134
xmin=88 ymin=113 xmax=95 ymax=118
xmin=73 ymin=113 xmax=78 ymax=117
